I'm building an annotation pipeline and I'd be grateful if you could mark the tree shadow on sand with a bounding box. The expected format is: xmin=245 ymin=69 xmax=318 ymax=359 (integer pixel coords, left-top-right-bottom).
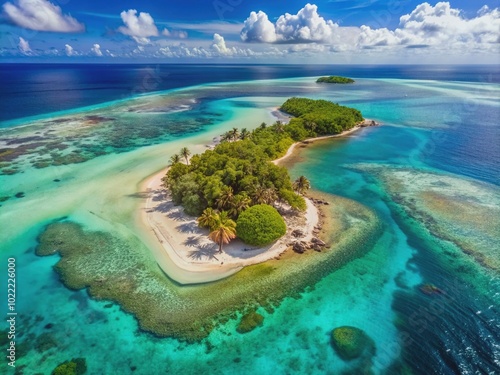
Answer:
xmin=176 ymin=222 xmax=197 ymax=234
xmin=166 ymin=209 xmax=185 ymax=221
xmin=153 ymin=202 xmax=174 ymax=214
xmin=183 ymin=236 xmax=201 ymax=247
xmin=188 ymin=243 xmax=220 ymax=261
xmin=152 ymin=189 xmax=166 ymax=202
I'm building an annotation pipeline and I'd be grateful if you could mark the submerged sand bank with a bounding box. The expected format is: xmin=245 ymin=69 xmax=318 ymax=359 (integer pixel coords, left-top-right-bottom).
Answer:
xmin=273 ymin=119 xmax=379 ymax=166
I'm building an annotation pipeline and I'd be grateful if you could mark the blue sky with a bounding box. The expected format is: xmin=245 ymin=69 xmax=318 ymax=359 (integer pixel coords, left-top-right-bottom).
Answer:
xmin=0 ymin=0 xmax=499 ymax=63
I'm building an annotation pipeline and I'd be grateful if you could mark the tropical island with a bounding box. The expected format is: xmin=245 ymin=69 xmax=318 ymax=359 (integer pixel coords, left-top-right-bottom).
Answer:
xmin=141 ymin=97 xmax=366 ymax=283
xmin=35 ymin=96 xmax=383 ymax=340
xmin=316 ymin=76 xmax=355 ymax=84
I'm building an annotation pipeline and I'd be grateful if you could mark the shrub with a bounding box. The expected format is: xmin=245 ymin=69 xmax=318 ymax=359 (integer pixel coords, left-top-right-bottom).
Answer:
xmin=279 ymin=189 xmax=306 ymax=211
xmin=236 ymin=204 xmax=286 ymax=246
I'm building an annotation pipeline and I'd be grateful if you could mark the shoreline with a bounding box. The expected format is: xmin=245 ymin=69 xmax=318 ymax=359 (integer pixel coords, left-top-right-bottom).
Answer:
xmin=138 ymin=117 xmax=379 ymax=285
xmin=273 ymin=119 xmax=379 ymax=165
xmin=137 ymin=163 xmax=319 ymax=285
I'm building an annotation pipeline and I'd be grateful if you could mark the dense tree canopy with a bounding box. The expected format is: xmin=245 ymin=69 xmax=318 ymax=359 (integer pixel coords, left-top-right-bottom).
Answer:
xmin=164 ymin=97 xmax=364 ymax=245
xmin=280 ymin=97 xmax=363 ymax=136
xmin=236 ymin=205 xmax=286 ymax=246
xmin=316 ymin=76 xmax=355 ymax=84
xmin=164 ymin=126 xmax=304 ymax=218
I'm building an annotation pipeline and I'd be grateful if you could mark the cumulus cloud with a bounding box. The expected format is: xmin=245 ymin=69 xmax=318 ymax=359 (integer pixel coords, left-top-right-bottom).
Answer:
xmin=91 ymin=43 xmax=102 ymax=56
xmin=156 ymin=33 xmax=254 ymax=59
xmin=358 ymin=2 xmax=500 ymax=49
xmin=18 ymin=37 xmax=31 ymax=54
xmin=275 ymin=3 xmax=338 ymax=43
xmin=211 ymin=33 xmax=233 ymax=55
xmin=118 ymin=9 xmax=188 ymax=44
xmin=241 ymin=2 xmax=499 ymax=58
xmin=241 ymin=11 xmax=277 ymax=43
xmin=64 ymin=43 xmax=74 ymax=56
xmin=118 ymin=9 xmax=159 ymax=44
xmin=3 ymin=0 xmax=84 ymax=32
xmin=241 ymin=4 xmax=338 ymax=43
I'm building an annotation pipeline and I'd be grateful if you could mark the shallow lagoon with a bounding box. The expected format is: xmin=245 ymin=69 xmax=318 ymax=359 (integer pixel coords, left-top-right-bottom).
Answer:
xmin=1 ymin=72 xmax=499 ymax=374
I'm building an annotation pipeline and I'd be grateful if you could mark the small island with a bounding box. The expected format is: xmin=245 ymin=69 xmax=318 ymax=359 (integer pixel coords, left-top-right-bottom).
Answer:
xmin=146 ymin=97 xmax=365 ymax=282
xmin=35 ymin=97 xmax=383 ymax=340
xmin=316 ymin=76 xmax=355 ymax=84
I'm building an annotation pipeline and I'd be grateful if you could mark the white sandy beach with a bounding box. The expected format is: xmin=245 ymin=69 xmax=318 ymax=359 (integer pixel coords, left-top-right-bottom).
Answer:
xmin=138 ymin=167 xmax=319 ymax=284
xmin=137 ymin=115 xmax=378 ymax=284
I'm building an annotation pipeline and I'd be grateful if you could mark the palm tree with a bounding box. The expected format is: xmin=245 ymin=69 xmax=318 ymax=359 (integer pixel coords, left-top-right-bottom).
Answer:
xmin=208 ymin=211 xmax=236 ymax=253
xmin=293 ymin=176 xmax=311 ymax=195
xmin=220 ymin=131 xmax=232 ymax=143
xmin=251 ymin=185 xmax=277 ymax=205
xmin=260 ymin=122 xmax=267 ymax=129
xmin=197 ymin=207 xmax=219 ymax=230
xmin=230 ymin=127 xmax=240 ymax=141
xmin=228 ymin=194 xmax=251 ymax=218
xmin=263 ymin=187 xmax=278 ymax=205
xmin=216 ymin=186 xmax=234 ymax=210
xmin=169 ymin=154 xmax=181 ymax=166
xmin=180 ymin=147 xmax=191 ymax=165
xmin=251 ymin=185 xmax=267 ymax=205
xmin=239 ymin=128 xmax=250 ymax=140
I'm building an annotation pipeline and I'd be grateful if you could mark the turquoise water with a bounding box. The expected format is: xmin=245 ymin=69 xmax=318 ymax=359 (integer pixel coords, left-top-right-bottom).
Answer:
xmin=1 ymin=71 xmax=499 ymax=374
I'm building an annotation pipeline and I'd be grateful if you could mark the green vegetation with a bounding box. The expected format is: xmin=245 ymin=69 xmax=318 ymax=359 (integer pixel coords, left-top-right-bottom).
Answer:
xmin=164 ymin=97 xmax=363 ymax=246
xmin=316 ymin=76 xmax=355 ymax=84
xmin=180 ymin=147 xmax=191 ymax=165
xmin=52 ymin=358 xmax=87 ymax=375
xmin=293 ymin=176 xmax=311 ymax=195
xmin=236 ymin=205 xmax=286 ymax=246
xmin=280 ymin=97 xmax=363 ymax=136
xmin=207 ymin=211 xmax=237 ymax=253
xmin=164 ymin=122 xmax=305 ymax=220
xmin=237 ymin=311 xmax=264 ymax=333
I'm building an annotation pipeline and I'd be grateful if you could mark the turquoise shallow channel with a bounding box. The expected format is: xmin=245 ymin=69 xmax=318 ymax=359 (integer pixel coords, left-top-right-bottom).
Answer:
xmin=0 ymin=65 xmax=499 ymax=374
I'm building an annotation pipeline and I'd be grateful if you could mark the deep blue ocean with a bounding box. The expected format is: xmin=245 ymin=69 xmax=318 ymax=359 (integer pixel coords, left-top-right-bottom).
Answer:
xmin=1 ymin=64 xmax=499 ymax=122
xmin=0 ymin=64 xmax=498 ymax=375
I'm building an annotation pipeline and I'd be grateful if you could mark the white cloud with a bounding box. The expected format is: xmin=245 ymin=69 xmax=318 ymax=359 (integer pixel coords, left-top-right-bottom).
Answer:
xmin=275 ymin=3 xmax=338 ymax=43
xmin=209 ymin=33 xmax=253 ymax=56
xmin=241 ymin=2 xmax=499 ymax=58
xmin=156 ymin=34 xmax=255 ymax=59
xmin=64 ymin=43 xmax=74 ymax=56
xmin=358 ymin=2 xmax=500 ymax=49
xmin=165 ymin=21 xmax=242 ymax=36
xmin=162 ymin=28 xmax=188 ymax=39
xmin=118 ymin=9 xmax=159 ymax=44
xmin=118 ymin=9 xmax=188 ymax=44
xmin=91 ymin=43 xmax=103 ymax=56
xmin=3 ymin=0 xmax=84 ymax=32
xmin=241 ymin=11 xmax=277 ymax=43
xmin=241 ymin=4 xmax=338 ymax=44
xmin=211 ymin=33 xmax=231 ymax=55
xmin=18 ymin=37 xmax=31 ymax=54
